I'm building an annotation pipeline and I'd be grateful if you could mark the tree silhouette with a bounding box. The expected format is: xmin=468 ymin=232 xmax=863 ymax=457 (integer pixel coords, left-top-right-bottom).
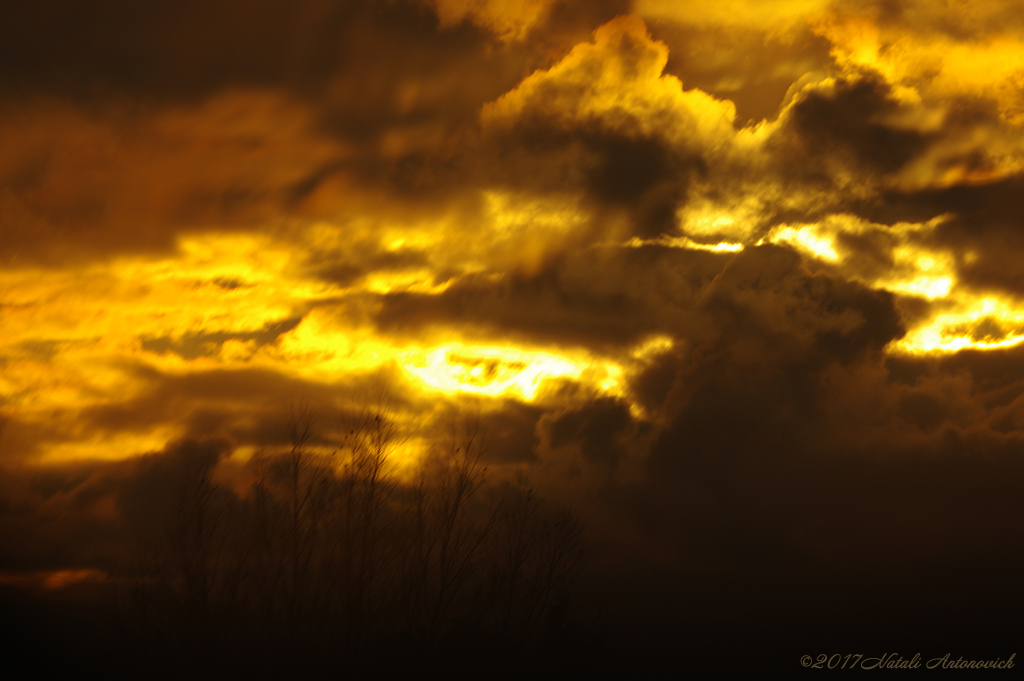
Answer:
xmin=116 ymin=401 xmax=588 ymax=672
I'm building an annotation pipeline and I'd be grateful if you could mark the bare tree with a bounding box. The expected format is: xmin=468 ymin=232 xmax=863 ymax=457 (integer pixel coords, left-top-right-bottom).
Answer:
xmin=422 ymin=415 xmax=497 ymax=638
xmin=123 ymin=398 xmax=589 ymax=670
xmin=333 ymin=391 xmax=400 ymax=645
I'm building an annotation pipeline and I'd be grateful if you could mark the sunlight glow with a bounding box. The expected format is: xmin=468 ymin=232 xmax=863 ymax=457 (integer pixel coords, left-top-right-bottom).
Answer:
xmin=765 ymin=225 xmax=839 ymax=261
xmin=756 ymin=215 xmax=1024 ymax=356
xmin=890 ymin=297 xmax=1024 ymax=354
xmin=401 ymin=344 xmax=585 ymax=399
xmin=39 ymin=428 xmax=183 ymax=464
xmin=625 ymin=235 xmax=744 ymax=252
xmin=631 ymin=335 xmax=675 ymax=360
xmin=885 ymin=275 xmax=953 ymax=300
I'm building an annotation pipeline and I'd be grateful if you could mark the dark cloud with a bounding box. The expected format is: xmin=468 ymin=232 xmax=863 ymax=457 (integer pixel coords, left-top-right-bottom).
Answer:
xmin=310 ymin=245 xmax=430 ymax=287
xmin=0 ymin=2 xmax=548 ymax=265
xmin=771 ymin=74 xmax=935 ymax=182
xmin=116 ymin=437 xmax=230 ymax=539
xmin=0 ymin=437 xmax=231 ymax=574
xmin=79 ymin=366 xmax=362 ymax=446
xmin=376 ymin=244 xmax=731 ymax=349
xmin=852 ymin=174 xmax=1024 ymax=296
xmin=477 ymin=401 xmax=544 ymax=464
xmin=480 ymin=116 xmax=705 ymax=238
xmin=581 ymin=314 xmax=1024 ymax=653
xmin=547 ymin=397 xmax=633 ymax=466
xmin=0 ymin=92 xmax=345 ymax=264
xmin=141 ymin=317 xmax=301 ymax=361
xmin=506 ymin=237 xmax=1024 ymax=632
xmin=699 ymin=245 xmax=906 ymax=364
xmin=0 ymin=1 xmax=441 ymax=102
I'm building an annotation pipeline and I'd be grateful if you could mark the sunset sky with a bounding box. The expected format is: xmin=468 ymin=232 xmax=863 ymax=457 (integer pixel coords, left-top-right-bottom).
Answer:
xmin=3 ymin=0 xmax=1024 ymax=667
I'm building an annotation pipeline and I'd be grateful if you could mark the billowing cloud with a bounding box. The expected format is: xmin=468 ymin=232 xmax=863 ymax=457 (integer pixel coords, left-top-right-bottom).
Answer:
xmin=481 ymin=16 xmax=746 ymax=238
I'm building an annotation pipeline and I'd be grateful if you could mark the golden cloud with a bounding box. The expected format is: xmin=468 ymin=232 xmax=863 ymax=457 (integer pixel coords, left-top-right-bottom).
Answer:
xmin=482 ymin=15 xmax=739 ymax=154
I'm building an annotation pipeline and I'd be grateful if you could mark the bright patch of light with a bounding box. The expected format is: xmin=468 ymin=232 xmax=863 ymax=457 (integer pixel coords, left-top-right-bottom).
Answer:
xmin=401 ymin=345 xmax=585 ymax=399
xmin=631 ymin=335 xmax=675 ymax=359
xmin=625 ymin=235 xmax=744 ymax=252
xmin=886 ymin=276 xmax=953 ymax=300
xmin=765 ymin=225 xmax=839 ymax=261
xmin=39 ymin=427 xmax=182 ymax=464
xmin=890 ymin=297 xmax=1024 ymax=354
xmin=677 ymin=196 xmax=764 ymax=242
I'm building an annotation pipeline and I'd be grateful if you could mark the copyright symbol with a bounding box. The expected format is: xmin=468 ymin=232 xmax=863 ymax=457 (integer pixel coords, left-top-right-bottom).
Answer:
xmin=800 ymin=655 xmax=812 ymax=667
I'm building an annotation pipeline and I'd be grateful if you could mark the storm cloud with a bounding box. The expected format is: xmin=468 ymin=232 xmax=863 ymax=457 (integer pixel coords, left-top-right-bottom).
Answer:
xmin=3 ymin=0 xmax=1024 ymax=672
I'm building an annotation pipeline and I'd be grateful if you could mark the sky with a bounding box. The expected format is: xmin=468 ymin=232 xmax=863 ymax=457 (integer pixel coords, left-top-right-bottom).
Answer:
xmin=2 ymin=0 xmax=1024 ymax=668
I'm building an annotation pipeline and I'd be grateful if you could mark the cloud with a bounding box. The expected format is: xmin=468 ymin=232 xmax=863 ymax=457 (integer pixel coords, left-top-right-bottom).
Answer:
xmin=3 ymin=5 xmax=1024 ymax=662
xmin=425 ymin=0 xmax=555 ymax=41
xmin=0 ymin=92 xmax=345 ymax=265
xmin=821 ymin=1 xmax=1024 ymax=125
xmin=482 ymin=16 xmax=738 ymax=147
xmin=542 ymin=396 xmax=636 ymax=468
xmin=480 ymin=16 xmax=744 ymax=238
xmin=374 ymin=243 xmax=729 ymax=351
xmin=770 ymin=74 xmax=934 ymax=182
xmin=0 ymin=437 xmax=231 ymax=575
xmin=636 ymin=0 xmax=831 ymax=34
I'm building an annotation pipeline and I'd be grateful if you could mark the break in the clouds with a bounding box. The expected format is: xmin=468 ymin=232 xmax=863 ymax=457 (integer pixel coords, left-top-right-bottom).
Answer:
xmin=2 ymin=0 xmax=1024 ymax=668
